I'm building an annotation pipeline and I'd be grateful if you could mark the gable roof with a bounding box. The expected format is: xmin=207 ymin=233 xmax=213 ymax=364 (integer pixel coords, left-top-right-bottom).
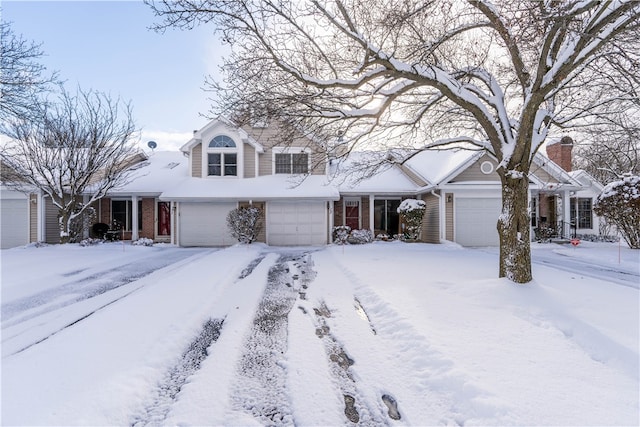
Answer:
xmin=180 ymin=117 xmax=265 ymax=153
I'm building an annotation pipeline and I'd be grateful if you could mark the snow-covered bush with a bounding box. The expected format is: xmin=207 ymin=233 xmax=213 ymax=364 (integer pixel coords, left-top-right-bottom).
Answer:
xmin=376 ymin=233 xmax=390 ymax=241
xmin=132 ymin=238 xmax=155 ymax=246
xmin=79 ymin=238 xmax=102 ymax=247
xmin=348 ymin=229 xmax=373 ymax=244
xmin=594 ymin=174 xmax=640 ymax=249
xmin=227 ymin=206 xmax=263 ymax=244
xmin=397 ymin=199 xmax=426 ymax=241
xmin=332 ymin=225 xmax=351 ymax=244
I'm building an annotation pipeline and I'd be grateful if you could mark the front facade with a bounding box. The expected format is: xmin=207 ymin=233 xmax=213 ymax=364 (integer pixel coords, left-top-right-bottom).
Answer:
xmin=159 ymin=118 xmax=339 ymax=247
xmin=1 ymin=119 xmax=608 ymax=249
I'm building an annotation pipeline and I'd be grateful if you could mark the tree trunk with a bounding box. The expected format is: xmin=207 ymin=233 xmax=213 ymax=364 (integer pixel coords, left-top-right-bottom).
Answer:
xmin=58 ymin=209 xmax=72 ymax=244
xmin=497 ymin=173 xmax=532 ymax=283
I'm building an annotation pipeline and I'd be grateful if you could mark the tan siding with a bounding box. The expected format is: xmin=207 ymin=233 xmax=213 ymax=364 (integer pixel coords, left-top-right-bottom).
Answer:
xmin=452 ymin=157 xmax=500 ymax=182
xmin=420 ymin=192 xmax=440 ymax=243
xmin=445 ymin=193 xmax=454 ymax=241
xmin=192 ymin=143 xmax=202 ymax=177
xmin=29 ymin=194 xmax=38 ymax=242
xmin=400 ymin=165 xmax=428 ymax=186
xmin=361 ymin=196 xmax=370 ymax=231
xmin=45 ymin=197 xmax=59 ymax=243
xmin=243 ymin=123 xmax=326 ymax=176
xmin=531 ymin=165 xmax=559 ymax=184
xmin=258 ymin=148 xmax=272 ymax=176
xmin=244 ymin=144 xmax=256 ymax=178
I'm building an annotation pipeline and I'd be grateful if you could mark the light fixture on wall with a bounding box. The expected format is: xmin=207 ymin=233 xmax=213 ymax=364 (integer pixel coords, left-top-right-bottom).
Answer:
xmin=446 ymin=194 xmax=453 ymax=203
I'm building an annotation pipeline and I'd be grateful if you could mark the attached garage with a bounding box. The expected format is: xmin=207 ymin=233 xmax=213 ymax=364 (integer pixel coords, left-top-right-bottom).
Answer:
xmin=1 ymin=190 xmax=29 ymax=249
xmin=455 ymin=197 xmax=501 ymax=247
xmin=179 ymin=202 xmax=237 ymax=246
xmin=267 ymin=201 xmax=328 ymax=246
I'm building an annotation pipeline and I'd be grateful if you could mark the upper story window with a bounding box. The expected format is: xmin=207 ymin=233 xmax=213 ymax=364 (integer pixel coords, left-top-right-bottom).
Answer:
xmin=207 ymin=135 xmax=237 ymax=176
xmin=209 ymin=135 xmax=236 ymax=148
xmin=275 ymin=152 xmax=309 ymax=174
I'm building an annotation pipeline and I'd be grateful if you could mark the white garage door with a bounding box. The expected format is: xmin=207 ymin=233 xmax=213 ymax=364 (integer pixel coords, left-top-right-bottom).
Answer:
xmin=267 ymin=201 xmax=327 ymax=246
xmin=1 ymin=195 xmax=29 ymax=249
xmin=179 ymin=202 xmax=237 ymax=246
xmin=455 ymin=198 xmax=501 ymax=247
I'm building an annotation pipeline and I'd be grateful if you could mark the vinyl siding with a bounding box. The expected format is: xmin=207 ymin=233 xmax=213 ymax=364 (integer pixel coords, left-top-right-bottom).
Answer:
xmin=29 ymin=194 xmax=38 ymax=242
xmin=452 ymin=157 xmax=500 ymax=182
xmin=192 ymin=143 xmax=202 ymax=177
xmin=445 ymin=193 xmax=454 ymax=241
xmin=244 ymin=144 xmax=256 ymax=178
xmin=45 ymin=197 xmax=60 ymax=243
xmin=420 ymin=192 xmax=440 ymax=243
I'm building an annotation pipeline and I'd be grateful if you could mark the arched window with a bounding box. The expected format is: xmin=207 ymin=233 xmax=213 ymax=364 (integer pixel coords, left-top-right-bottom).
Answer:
xmin=209 ymin=135 xmax=236 ymax=148
xmin=207 ymin=135 xmax=237 ymax=176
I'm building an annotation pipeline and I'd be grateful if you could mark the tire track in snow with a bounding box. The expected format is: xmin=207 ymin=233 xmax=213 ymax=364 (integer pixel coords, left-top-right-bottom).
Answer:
xmin=129 ymin=253 xmax=273 ymax=426
xmin=332 ymin=257 xmax=500 ymax=426
xmin=130 ymin=318 xmax=225 ymax=427
xmin=231 ymin=251 xmax=314 ymax=426
xmin=2 ymin=248 xmax=211 ymax=325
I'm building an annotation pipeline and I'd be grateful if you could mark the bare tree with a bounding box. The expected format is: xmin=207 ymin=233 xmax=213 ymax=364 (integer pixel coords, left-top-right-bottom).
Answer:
xmin=0 ymin=21 xmax=58 ymax=121
xmin=574 ymin=112 xmax=640 ymax=184
xmin=1 ymin=87 xmax=142 ymax=243
xmin=147 ymin=0 xmax=640 ymax=283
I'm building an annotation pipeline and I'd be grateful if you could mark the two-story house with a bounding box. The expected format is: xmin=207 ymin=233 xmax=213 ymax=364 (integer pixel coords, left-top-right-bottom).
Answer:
xmin=159 ymin=118 xmax=340 ymax=246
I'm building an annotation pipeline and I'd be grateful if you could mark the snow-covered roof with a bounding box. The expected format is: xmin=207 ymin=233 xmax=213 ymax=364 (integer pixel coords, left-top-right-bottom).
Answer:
xmin=160 ymin=174 xmax=340 ymax=201
xmin=108 ymin=151 xmax=188 ymax=195
xmin=330 ymin=152 xmax=421 ymax=194
xmin=403 ymin=149 xmax=481 ymax=185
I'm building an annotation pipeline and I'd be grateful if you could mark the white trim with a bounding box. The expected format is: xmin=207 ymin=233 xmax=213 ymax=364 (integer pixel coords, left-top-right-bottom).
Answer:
xmin=369 ymin=194 xmax=375 ymax=231
xmin=203 ymin=133 xmax=242 ymax=178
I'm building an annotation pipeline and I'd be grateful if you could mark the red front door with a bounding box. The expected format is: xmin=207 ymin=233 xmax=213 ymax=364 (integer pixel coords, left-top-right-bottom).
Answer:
xmin=345 ymin=200 xmax=360 ymax=230
xmin=158 ymin=202 xmax=171 ymax=236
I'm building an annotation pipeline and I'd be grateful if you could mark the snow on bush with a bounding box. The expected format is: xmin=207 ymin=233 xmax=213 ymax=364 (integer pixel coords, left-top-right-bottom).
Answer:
xmin=132 ymin=238 xmax=155 ymax=247
xmin=594 ymin=174 xmax=640 ymax=249
xmin=348 ymin=229 xmax=373 ymax=244
xmin=332 ymin=225 xmax=351 ymax=245
xmin=227 ymin=207 xmax=263 ymax=244
xmin=397 ymin=198 xmax=426 ymax=241
xmin=79 ymin=238 xmax=103 ymax=247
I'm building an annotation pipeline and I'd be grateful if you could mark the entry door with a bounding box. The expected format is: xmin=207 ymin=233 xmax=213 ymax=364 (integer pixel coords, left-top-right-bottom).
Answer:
xmin=157 ymin=201 xmax=171 ymax=237
xmin=345 ymin=199 xmax=360 ymax=230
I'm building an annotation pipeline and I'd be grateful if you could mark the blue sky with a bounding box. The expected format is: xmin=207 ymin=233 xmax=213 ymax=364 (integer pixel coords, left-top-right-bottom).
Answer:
xmin=3 ymin=0 xmax=225 ymax=150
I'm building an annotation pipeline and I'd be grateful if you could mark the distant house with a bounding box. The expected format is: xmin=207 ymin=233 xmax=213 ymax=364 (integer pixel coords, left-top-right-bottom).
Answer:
xmin=0 ymin=117 xmax=609 ymax=249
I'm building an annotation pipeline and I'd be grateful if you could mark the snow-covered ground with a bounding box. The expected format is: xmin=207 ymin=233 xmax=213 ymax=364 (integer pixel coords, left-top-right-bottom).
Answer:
xmin=1 ymin=240 xmax=638 ymax=426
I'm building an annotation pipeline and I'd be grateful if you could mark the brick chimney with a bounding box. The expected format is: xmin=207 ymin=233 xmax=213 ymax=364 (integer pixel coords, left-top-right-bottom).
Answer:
xmin=546 ymin=136 xmax=573 ymax=172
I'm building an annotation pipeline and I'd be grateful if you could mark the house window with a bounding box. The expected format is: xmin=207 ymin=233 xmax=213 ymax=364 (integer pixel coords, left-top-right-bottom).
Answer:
xmin=208 ymin=153 xmax=237 ymax=176
xmin=374 ymin=199 xmax=401 ymax=236
xmin=530 ymin=197 xmax=537 ymax=227
xmin=207 ymin=135 xmax=237 ymax=177
xmin=275 ymin=152 xmax=309 ymax=174
xmin=111 ymin=200 xmax=142 ymax=231
xmin=570 ymin=197 xmax=593 ymax=229
xmin=209 ymin=135 xmax=236 ymax=148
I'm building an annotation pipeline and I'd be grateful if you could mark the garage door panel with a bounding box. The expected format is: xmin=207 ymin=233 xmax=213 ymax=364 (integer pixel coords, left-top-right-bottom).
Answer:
xmin=267 ymin=201 xmax=327 ymax=246
xmin=1 ymin=198 xmax=29 ymax=249
xmin=455 ymin=198 xmax=501 ymax=247
xmin=180 ymin=203 xmax=237 ymax=246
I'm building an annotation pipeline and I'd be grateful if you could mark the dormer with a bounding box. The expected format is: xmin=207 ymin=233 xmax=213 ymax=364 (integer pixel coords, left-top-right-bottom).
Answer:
xmin=181 ymin=118 xmax=264 ymax=179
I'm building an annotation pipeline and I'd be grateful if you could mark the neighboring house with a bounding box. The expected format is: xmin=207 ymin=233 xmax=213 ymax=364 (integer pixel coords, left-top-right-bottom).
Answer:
xmin=332 ymin=136 xmax=600 ymax=246
xmin=0 ymin=117 xmax=609 ymax=249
